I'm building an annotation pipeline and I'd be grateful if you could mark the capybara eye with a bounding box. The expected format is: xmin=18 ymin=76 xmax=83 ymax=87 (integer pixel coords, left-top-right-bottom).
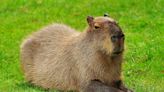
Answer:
xmin=95 ymin=26 xmax=100 ymax=29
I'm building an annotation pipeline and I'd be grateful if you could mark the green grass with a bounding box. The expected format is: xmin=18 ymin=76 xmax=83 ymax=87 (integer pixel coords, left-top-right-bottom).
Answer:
xmin=0 ymin=0 xmax=163 ymax=92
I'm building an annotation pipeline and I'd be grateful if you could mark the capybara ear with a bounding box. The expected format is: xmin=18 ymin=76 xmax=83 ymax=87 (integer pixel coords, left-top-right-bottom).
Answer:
xmin=104 ymin=13 xmax=109 ymax=17
xmin=87 ymin=16 xmax=94 ymax=27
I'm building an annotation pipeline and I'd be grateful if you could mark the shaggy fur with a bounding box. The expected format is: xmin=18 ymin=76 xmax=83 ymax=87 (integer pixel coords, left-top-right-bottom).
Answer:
xmin=20 ymin=16 xmax=130 ymax=92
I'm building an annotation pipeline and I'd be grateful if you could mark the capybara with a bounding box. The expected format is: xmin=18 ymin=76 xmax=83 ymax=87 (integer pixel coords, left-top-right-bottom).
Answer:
xmin=20 ymin=14 xmax=132 ymax=92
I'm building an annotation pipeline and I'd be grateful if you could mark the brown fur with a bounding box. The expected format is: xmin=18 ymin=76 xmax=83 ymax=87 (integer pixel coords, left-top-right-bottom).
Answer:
xmin=20 ymin=16 xmax=131 ymax=92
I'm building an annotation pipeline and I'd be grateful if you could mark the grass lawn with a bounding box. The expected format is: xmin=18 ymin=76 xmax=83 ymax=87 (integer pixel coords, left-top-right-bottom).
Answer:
xmin=0 ymin=0 xmax=163 ymax=92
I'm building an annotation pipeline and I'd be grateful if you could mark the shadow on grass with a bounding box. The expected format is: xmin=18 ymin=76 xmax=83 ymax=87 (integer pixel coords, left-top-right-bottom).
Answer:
xmin=16 ymin=82 xmax=74 ymax=92
xmin=16 ymin=82 xmax=57 ymax=92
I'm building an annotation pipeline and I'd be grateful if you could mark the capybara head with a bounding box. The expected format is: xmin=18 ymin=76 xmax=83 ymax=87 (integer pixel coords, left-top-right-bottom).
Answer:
xmin=87 ymin=14 xmax=124 ymax=56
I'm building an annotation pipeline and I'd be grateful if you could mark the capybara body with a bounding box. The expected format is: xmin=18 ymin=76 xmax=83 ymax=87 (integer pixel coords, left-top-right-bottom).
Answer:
xmin=21 ymin=15 xmax=128 ymax=92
